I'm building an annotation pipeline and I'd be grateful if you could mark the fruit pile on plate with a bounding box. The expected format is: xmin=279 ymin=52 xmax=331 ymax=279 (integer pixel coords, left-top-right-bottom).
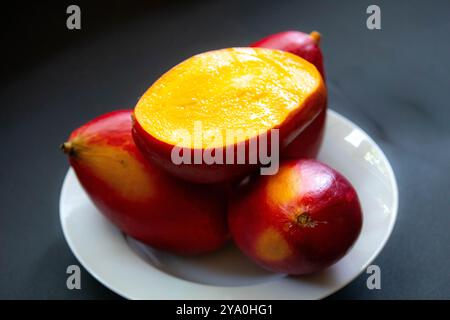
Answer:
xmin=62 ymin=31 xmax=362 ymax=275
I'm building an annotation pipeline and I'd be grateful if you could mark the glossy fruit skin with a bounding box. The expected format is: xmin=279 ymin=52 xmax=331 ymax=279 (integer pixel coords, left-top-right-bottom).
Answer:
xmin=228 ymin=159 xmax=362 ymax=275
xmin=281 ymin=107 xmax=326 ymax=159
xmin=132 ymin=83 xmax=325 ymax=185
xmin=64 ymin=110 xmax=229 ymax=255
xmin=252 ymin=30 xmax=327 ymax=159
xmin=251 ymin=31 xmax=325 ymax=78
xmin=132 ymin=118 xmax=258 ymax=184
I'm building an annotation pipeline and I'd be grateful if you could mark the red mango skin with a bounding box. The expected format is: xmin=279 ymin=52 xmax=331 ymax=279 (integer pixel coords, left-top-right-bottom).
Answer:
xmin=228 ymin=159 xmax=362 ymax=275
xmin=251 ymin=30 xmax=327 ymax=159
xmin=131 ymin=87 xmax=325 ymax=185
xmin=63 ymin=110 xmax=229 ymax=255
xmin=282 ymin=107 xmax=326 ymax=159
xmin=132 ymin=117 xmax=257 ymax=184
xmin=251 ymin=31 xmax=325 ymax=78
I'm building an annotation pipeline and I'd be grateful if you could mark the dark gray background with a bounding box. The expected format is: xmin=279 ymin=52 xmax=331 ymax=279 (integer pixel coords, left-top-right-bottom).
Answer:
xmin=1 ymin=0 xmax=449 ymax=299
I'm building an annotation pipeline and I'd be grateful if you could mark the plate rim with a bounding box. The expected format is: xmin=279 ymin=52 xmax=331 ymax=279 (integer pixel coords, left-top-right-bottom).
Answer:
xmin=59 ymin=109 xmax=399 ymax=300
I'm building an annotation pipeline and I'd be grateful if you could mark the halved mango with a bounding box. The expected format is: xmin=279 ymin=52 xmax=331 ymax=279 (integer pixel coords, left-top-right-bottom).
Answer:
xmin=133 ymin=47 xmax=326 ymax=183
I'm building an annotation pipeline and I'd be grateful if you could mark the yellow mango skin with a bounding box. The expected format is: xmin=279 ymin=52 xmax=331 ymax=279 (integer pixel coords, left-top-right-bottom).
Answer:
xmin=65 ymin=138 xmax=154 ymax=202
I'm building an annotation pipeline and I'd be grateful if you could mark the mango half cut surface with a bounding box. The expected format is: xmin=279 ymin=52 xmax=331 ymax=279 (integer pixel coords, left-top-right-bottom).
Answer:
xmin=133 ymin=47 xmax=326 ymax=184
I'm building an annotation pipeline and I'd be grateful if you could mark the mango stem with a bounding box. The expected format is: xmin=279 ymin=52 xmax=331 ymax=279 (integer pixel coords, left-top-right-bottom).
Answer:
xmin=60 ymin=141 xmax=74 ymax=155
xmin=310 ymin=31 xmax=321 ymax=44
xmin=296 ymin=212 xmax=319 ymax=228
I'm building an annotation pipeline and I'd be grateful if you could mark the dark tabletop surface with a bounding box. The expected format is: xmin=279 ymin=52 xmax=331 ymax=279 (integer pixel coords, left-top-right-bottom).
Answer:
xmin=1 ymin=0 xmax=449 ymax=299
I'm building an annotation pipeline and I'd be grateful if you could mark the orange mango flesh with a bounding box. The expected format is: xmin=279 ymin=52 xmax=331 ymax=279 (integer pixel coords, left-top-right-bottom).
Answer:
xmin=134 ymin=47 xmax=324 ymax=149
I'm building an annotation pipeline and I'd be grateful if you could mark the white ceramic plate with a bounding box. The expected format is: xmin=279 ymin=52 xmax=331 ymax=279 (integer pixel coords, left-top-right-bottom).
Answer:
xmin=60 ymin=110 xmax=398 ymax=300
